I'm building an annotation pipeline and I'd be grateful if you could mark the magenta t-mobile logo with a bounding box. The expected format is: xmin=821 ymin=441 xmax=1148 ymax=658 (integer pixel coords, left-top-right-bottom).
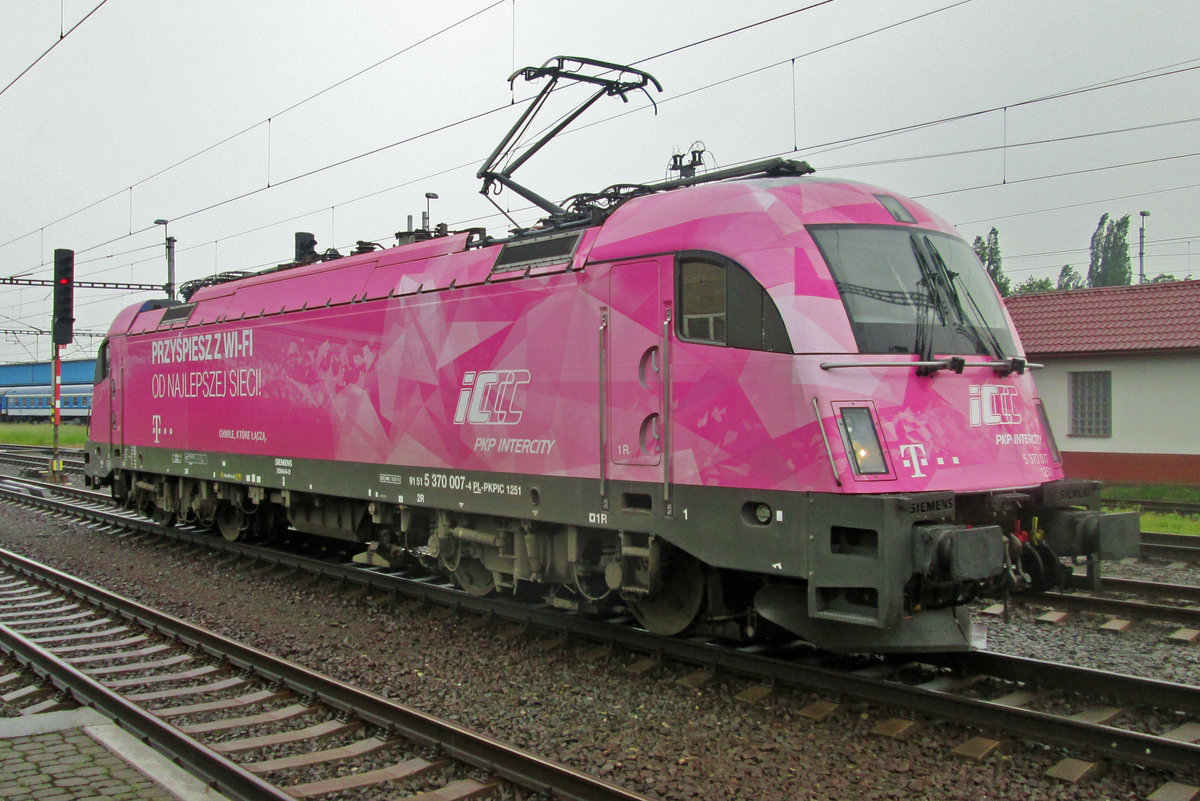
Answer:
xmin=453 ymin=370 xmax=531 ymax=425
xmin=898 ymin=443 xmax=929 ymax=478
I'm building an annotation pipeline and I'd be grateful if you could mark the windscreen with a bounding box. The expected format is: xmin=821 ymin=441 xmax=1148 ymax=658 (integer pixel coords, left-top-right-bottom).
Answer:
xmin=809 ymin=225 xmax=1018 ymax=358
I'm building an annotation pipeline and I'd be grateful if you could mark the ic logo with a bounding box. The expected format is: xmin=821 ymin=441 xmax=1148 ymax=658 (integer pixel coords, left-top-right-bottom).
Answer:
xmin=969 ymin=385 xmax=1022 ymax=426
xmin=453 ymin=370 xmax=530 ymax=426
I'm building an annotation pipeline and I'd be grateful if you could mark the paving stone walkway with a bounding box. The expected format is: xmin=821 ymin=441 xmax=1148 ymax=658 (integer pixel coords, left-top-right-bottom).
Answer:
xmin=0 ymin=726 xmax=176 ymax=801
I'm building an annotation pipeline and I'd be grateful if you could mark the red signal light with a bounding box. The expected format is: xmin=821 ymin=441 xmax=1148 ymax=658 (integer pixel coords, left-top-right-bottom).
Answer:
xmin=52 ymin=248 xmax=75 ymax=345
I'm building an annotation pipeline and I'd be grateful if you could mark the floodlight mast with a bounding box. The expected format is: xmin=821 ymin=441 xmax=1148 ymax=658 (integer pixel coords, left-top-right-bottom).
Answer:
xmin=477 ymin=56 xmax=662 ymax=220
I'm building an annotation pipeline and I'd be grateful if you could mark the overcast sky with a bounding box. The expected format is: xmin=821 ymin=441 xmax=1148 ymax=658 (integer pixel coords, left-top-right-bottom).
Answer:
xmin=2 ymin=0 xmax=1197 ymax=365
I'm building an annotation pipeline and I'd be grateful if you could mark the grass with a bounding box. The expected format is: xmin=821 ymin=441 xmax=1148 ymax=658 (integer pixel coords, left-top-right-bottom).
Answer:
xmin=1101 ymin=482 xmax=1200 ymax=504
xmin=1138 ymin=511 xmax=1200 ymax=536
xmin=1100 ymin=484 xmax=1200 ymax=534
xmin=0 ymin=422 xmax=89 ymax=448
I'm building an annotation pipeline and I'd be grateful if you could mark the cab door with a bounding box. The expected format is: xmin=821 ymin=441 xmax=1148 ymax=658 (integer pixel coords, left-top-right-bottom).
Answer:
xmin=606 ymin=260 xmax=665 ymax=466
xmin=84 ymin=339 xmax=115 ymax=483
xmin=95 ymin=339 xmax=122 ymax=458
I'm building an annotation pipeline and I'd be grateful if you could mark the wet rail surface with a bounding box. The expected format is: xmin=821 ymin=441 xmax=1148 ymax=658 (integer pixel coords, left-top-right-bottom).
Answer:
xmin=1138 ymin=530 xmax=1200 ymax=562
xmin=0 ymin=546 xmax=653 ymax=801
xmin=2 ymin=475 xmax=1200 ymax=790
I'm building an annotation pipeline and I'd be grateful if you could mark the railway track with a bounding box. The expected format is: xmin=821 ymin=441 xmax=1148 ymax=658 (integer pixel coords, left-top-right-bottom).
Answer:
xmin=0 ymin=444 xmax=85 ymax=476
xmin=0 ymin=546 xmax=653 ymax=801
xmin=1106 ymin=497 xmax=1200 ymax=517
xmin=2 ymin=474 xmax=1199 ymax=790
xmin=1140 ymin=530 xmax=1200 ymax=561
xmin=1011 ymin=581 xmax=1200 ymax=629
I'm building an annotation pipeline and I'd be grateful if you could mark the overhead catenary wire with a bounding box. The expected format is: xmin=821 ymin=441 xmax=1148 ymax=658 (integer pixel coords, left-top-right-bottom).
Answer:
xmin=8 ymin=55 xmax=1199 ymax=299
xmin=955 ymin=181 xmax=1200 ymax=227
xmin=0 ymin=0 xmax=109 ymax=101
xmin=5 ymin=0 xmax=865 ymax=276
xmin=2 ymin=4 xmax=1197 ymax=342
xmin=3 ymin=0 xmax=1125 ymax=278
xmin=0 ymin=0 xmax=509 ymax=254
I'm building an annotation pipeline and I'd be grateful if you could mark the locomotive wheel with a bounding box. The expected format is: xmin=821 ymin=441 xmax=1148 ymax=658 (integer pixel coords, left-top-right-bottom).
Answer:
xmin=454 ymin=557 xmax=496 ymax=597
xmin=151 ymin=507 xmax=176 ymax=527
xmin=628 ymin=552 xmax=705 ymax=636
xmin=216 ymin=504 xmax=249 ymax=542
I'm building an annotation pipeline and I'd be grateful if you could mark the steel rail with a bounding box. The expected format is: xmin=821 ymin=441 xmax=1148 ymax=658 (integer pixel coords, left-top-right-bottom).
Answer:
xmin=1083 ymin=592 xmax=1200 ymax=626
xmin=1107 ymin=498 xmax=1200 ymax=517
xmin=1142 ymin=542 xmax=1200 ymax=561
xmin=1142 ymin=531 xmax=1200 ymax=548
xmin=0 ymin=453 xmax=86 ymax=474
xmin=4 ymin=480 xmax=1200 ymax=773
xmin=1039 ymin=591 xmax=1200 ymax=627
xmin=0 ymin=546 xmax=654 ymax=801
xmin=1139 ymin=531 xmax=1200 ymax=561
xmin=1068 ymin=574 xmax=1200 ymax=604
xmin=0 ymin=600 xmax=294 ymax=801
xmin=934 ymin=650 xmax=1200 ymax=713
xmin=1053 ymin=568 xmax=1200 ymax=626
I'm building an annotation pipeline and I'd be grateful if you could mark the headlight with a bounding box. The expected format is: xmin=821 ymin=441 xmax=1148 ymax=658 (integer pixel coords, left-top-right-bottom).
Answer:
xmin=839 ymin=406 xmax=888 ymax=475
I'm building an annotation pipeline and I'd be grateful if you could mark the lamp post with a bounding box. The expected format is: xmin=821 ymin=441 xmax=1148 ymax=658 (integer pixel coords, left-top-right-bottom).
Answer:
xmin=1138 ymin=211 xmax=1150 ymax=284
xmin=423 ymin=192 xmax=439 ymax=230
xmin=155 ymin=219 xmax=176 ymax=300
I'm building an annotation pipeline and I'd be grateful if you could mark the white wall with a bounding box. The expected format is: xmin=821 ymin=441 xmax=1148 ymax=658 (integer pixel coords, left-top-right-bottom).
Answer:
xmin=1031 ymin=352 xmax=1200 ymax=456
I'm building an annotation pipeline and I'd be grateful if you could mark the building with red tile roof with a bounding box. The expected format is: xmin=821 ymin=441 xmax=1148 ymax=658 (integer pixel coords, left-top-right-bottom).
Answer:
xmin=1006 ymin=280 xmax=1200 ymax=356
xmin=1005 ymin=280 xmax=1200 ymax=485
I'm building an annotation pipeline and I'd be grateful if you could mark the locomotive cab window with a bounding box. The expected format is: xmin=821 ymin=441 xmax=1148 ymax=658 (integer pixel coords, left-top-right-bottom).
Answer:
xmin=95 ymin=340 xmax=110 ymax=382
xmin=676 ymin=254 xmax=791 ymax=353
xmin=810 ymin=225 xmax=1018 ymax=359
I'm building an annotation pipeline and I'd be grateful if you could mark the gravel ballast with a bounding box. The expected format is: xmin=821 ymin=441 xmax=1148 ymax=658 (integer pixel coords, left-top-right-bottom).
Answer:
xmin=0 ymin=501 xmax=1194 ymax=800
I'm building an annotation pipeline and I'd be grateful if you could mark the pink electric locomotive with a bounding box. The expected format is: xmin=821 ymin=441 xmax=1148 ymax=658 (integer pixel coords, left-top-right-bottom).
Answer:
xmin=85 ymin=58 xmax=1136 ymax=652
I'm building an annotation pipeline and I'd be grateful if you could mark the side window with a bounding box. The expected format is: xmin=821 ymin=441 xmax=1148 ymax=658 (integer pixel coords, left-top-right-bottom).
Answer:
xmin=676 ymin=253 xmax=791 ymax=353
xmin=95 ymin=340 xmax=110 ymax=382
xmin=678 ymin=259 xmax=726 ymax=344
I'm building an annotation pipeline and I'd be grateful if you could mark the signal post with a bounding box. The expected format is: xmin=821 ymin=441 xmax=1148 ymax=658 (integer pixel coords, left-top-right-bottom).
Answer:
xmin=47 ymin=248 xmax=74 ymax=482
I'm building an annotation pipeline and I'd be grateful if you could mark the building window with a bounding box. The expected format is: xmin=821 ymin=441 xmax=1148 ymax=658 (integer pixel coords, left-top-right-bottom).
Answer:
xmin=1069 ymin=371 xmax=1111 ymax=437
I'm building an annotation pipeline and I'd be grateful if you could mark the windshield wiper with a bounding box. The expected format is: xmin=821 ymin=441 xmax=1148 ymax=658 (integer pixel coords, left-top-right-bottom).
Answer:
xmin=910 ymin=237 xmax=953 ymax=375
xmin=922 ymin=236 xmax=1007 ymax=362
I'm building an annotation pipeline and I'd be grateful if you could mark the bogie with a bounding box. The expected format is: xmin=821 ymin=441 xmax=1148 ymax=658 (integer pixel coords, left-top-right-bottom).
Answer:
xmin=116 ymin=470 xmax=721 ymax=637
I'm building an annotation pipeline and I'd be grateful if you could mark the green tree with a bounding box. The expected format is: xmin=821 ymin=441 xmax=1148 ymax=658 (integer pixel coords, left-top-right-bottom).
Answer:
xmin=1057 ymin=264 xmax=1085 ymax=290
xmin=1087 ymin=213 xmax=1132 ymax=287
xmin=972 ymin=226 xmax=1011 ymax=296
xmin=1149 ymin=273 xmax=1179 ymax=283
xmin=1013 ymin=276 xmax=1054 ymax=294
